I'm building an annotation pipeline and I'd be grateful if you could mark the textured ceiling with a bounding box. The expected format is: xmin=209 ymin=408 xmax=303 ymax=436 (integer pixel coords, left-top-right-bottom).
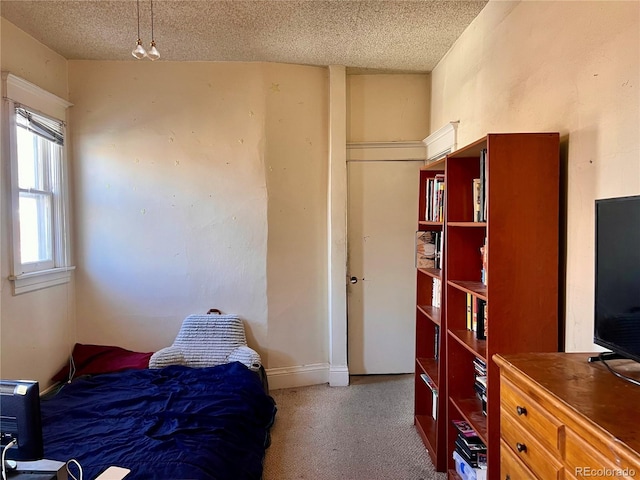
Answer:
xmin=0 ymin=0 xmax=488 ymax=72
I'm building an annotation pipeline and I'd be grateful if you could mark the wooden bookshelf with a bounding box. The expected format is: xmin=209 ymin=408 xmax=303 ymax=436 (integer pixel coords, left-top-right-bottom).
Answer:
xmin=414 ymin=163 xmax=447 ymax=471
xmin=415 ymin=134 xmax=561 ymax=477
xmin=443 ymin=133 xmax=561 ymax=478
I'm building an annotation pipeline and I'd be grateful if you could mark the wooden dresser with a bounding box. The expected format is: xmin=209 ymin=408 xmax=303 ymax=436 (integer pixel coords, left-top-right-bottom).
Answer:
xmin=494 ymin=353 xmax=640 ymax=480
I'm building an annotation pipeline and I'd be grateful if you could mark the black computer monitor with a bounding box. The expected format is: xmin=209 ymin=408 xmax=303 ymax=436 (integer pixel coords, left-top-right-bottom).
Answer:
xmin=0 ymin=380 xmax=44 ymax=462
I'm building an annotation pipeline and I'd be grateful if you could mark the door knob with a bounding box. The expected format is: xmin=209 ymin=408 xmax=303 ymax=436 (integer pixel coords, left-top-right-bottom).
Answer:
xmin=350 ymin=276 xmax=358 ymax=284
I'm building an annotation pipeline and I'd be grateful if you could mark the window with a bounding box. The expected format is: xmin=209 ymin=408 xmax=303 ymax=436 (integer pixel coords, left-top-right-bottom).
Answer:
xmin=15 ymin=107 xmax=63 ymax=272
xmin=4 ymin=73 xmax=73 ymax=294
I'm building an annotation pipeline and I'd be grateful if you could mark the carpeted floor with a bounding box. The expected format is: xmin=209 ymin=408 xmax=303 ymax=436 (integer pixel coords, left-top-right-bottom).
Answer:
xmin=262 ymin=374 xmax=447 ymax=480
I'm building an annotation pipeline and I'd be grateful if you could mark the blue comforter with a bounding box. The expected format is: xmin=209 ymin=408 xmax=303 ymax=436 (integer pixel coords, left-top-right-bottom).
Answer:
xmin=41 ymin=362 xmax=276 ymax=480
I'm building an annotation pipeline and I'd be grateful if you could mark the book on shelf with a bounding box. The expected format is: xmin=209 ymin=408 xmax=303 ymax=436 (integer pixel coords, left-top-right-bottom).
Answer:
xmin=455 ymin=434 xmax=487 ymax=468
xmin=436 ymin=175 xmax=445 ymax=222
xmin=466 ymin=293 xmax=487 ymax=339
xmin=425 ymin=174 xmax=445 ymax=222
xmin=480 ymin=237 xmax=488 ymax=285
xmin=452 ymin=419 xmax=478 ymax=438
xmin=415 ymin=231 xmax=436 ymax=269
xmin=420 ymin=373 xmax=437 ymax=392
xmin=473 ymin=357 xmax=487 ymax=416
xmin=474 ymin=376 xmax=487 ymax=397
xmin=434 ymin=230 xmax=443 ymax=270
xmin=420 ymin=372 xmax=439 ymax=419
xmin=432 ymin=388 xmax=438 ymax=420
xmin=475 ymin=298 xmax=487 ymax=340
xmin=472 ymin=178 xmax=482 ymax=222
xmin=434 ymin=325 xmax=440 ymax=361
xmin=426 ymin=178 xmax=432 ymax=220
xmin=452 ymin=419 xmax=488 ymax=477
xmin=473 ymin=357 xmax=487 ymax=376
xmin=415 ymin=230 xmax=442 ymax=271
xmin=482 ymin=302 xmax=488 ymax=339
xmin=479 ymin=149 xmax=487 ymax=222
xmin=474 ymin=381 xmax=487 ymax=416
xmin=472 ymin=299 xmax=478 ymax=333
xmin=432 ymin=278 xmax=441 ymax=308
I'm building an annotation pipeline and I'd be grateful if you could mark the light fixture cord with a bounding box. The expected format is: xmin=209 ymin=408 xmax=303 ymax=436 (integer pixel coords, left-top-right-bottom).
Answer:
xmin=136 ymin=0 xmax=141 ymax=39
xmin=150 ymin=0 xmax=155 ymax=40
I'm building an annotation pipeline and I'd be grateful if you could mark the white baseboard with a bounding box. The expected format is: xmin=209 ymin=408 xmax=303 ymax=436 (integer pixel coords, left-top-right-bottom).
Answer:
xmin=265 ymin=363 xmax=330 ymax=390
xmin=329 ymin=365 xmax=350 ymax=386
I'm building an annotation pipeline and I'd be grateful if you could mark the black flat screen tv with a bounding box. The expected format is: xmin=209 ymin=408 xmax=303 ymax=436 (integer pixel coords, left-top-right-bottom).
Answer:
xmin=0 ymin=380 xmax=44 ymax=461
xmin=594 ymin=195 xmax=640 ymax=363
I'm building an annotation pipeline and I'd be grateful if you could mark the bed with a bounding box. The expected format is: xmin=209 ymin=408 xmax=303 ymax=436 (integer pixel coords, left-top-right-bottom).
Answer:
xmin=40 ymin=342 xmax=276 ymax=480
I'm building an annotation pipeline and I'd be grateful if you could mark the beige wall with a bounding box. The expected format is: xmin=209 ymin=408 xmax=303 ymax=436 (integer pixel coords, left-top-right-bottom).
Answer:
xmin=263 ymin=64 xmax=329 ymax=368
xmin=0 ymin=18 xmax=68 ymax=100
xmin=431 ymin=1 xmax=640 ymax=351
xmin=68 ymin=61 xmax=329 ymax=372
xmin=347 ymin=73 xmax=430 ymax=142
xmin=0 ymin=17 xmax=75 ymax=386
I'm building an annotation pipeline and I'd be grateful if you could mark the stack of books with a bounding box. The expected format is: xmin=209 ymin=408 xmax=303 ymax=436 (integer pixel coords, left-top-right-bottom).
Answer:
xmin=452 ymin=420 xmax=487 ymax=479
xmin=432 ymin=278 xmax=441 ymax=308
xmin=415 ymin=231 xmax=442 ymax=270
xmin=480 ymin=237 xmax=488 ymax=286
xmin=465 ymin=294 xmax=487 ymax=340
xmin=425 ymin=174 xmax=445 ymax=222
xmin=473 ymin=357 xmax=487 ymax=415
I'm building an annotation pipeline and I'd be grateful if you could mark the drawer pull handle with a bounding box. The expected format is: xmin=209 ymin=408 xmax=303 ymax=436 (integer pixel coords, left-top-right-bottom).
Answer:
xmin=516 ymin=405 xmax=527 ymax=416
xmin=516 ymin=442 xmax=527 ymax=453
xmin=506 ymin=476 xmax=511 ymax=480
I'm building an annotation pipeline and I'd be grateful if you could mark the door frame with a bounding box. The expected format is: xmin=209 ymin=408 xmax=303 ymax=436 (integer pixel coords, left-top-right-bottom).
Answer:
xmin=329 ymin=131 xmax=424 ymax=383
xmin=327 ymin=65 xmax=427 ymax=385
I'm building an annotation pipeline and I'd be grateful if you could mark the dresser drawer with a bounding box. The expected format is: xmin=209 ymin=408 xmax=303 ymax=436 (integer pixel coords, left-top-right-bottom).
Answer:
xmin=501 ymin=408 xmax=563 ymax=480
xmin=565 ymin=427 xmax=638 ymax=479
xmin=500 ymin=439 xmax=538 ymax=480
xmin=501 ymin=376 xmax=562 ymax=450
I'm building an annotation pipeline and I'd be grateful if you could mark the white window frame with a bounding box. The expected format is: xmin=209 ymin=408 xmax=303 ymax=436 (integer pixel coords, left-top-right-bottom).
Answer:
xmin=2 ymin=73 xmax=74 ymax=295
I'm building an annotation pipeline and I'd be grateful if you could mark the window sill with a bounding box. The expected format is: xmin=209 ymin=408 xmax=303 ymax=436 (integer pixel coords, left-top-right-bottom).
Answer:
xmin=9 ymin=266 xmax=76 ymax=295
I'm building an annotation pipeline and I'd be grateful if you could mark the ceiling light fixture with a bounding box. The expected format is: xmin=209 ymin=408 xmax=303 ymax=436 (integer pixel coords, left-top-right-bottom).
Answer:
xmin=132 ymin=0 xmax=146 ymax=59
xmin=131 ymin=0 xmax=160 ymax=60
xmin=147 ymin=0 xmax=160 ymax=61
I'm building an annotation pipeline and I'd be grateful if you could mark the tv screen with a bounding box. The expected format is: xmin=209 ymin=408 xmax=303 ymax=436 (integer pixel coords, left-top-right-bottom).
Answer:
xmin=594 ymin=195 xmax=640 ymax=363
xmin=0 ymin=380 xmax=44 ymax=461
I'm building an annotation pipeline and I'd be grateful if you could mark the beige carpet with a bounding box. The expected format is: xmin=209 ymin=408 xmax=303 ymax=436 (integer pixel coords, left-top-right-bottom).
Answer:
xmin=262 ymin=374 xmax=447 ymax=480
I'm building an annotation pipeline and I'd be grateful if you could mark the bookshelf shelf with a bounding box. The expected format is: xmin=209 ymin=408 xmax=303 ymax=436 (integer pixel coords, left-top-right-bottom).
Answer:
xmin=422 ymin=158 xmax=446 ymax=171
xmin=447 ymin=221 xmax=487 ymax=228
xmin=415 ymin=133 xmax=560 ymax=477
xmin=418 ymin=220 xmax=444 ymax=228
xmin=448 ymin=329 xmax=487 ymax=362
xmin=417 ymin=357 xmax=439 ymax=386
xmin=418 ymin=267 xmax=442 ymax=280
xmin=449 ymin=395 xmax=487 ymax=443
xmin=415 ymin=414 xmax=438 ymax=457
xmin=417 ymin=304 xmax=441 ymax=325
xmin=447 ymin=280 xmax=487 ymax=300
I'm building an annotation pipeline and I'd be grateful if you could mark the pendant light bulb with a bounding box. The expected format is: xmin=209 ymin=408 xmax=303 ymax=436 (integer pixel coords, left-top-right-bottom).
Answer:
xmin=147 ymin=0 xmax=160 ymax=61
xmin=132 ymin=39 xmax=147 ymax=59
xmin=147 ymin=40 xmax=160 ymax=61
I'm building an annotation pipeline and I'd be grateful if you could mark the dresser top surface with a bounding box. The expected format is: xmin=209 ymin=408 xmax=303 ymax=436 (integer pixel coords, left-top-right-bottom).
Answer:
xmin=494 ymin=352 xmax=640 ymax=456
